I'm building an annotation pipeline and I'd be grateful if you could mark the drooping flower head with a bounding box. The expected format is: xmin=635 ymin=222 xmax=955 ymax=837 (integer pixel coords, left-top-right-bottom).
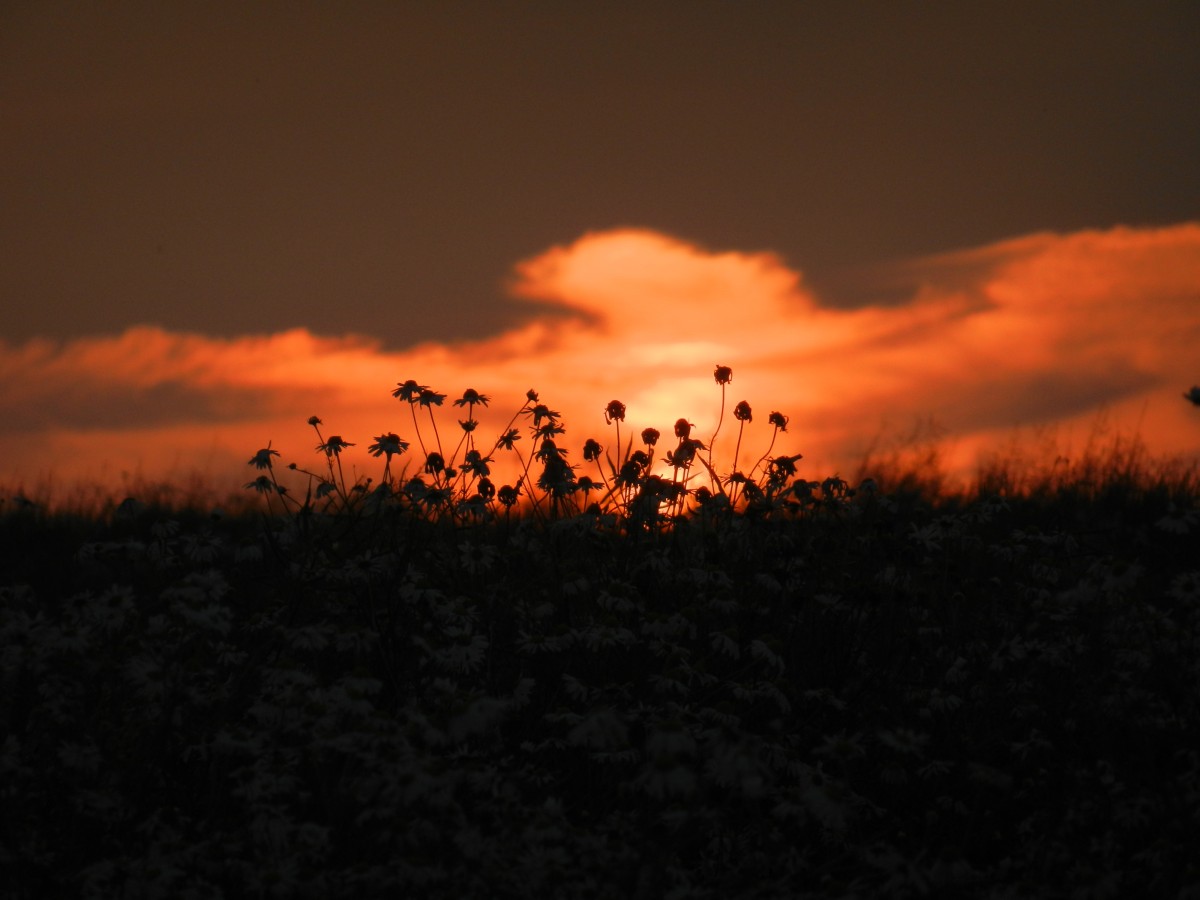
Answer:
xmin=417 ymin=388 xmax=446 ymax=408
xmin=462 ymin=449 xmax=492 ymax=477
xmin=714 ymin=365 xmax=733 ymax=385
xmin=391 ymin=380 xmax=427 ymax=403
xmin=734 ymin=401 xmax=753 ymax=423
xmin=531 ymin=403 xmax=561 ymax=428
xmin=583 ymin=438 xmax=603 ymax=462
xmin=317 ymin=435 xmax=354 ymax=457
xmin=244 ymin=475 xmax=276 ymax=493
xmin=674 ymin=418 xmax=694 ymax=439
xmin=476 ymin=477 xmax=496 ymax=501
xmin=424 ymin=452 xmax=445 ymax=475
xmin=768 ymin=411 xmax=789 ymax=431
xmin=248 ymin=446 xmax=280 ymax=470
xmin=604 ymin=400 xmax=626 ymax=424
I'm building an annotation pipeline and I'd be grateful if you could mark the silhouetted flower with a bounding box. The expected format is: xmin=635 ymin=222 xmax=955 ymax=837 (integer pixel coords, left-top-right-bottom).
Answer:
xmin=531 ymin=403 xmax=561 ymax=427
xmin=307 ymin=415 xmax=323 ymax=426
xmin=604 ymin=400 xmax=626 ymax=423
xmin=768 ymin=411 xmax=789 ymax=431
xmin=417 ymin=388 xmax=446 ymax=407
xmin=526 ymin=388 xmax=539 ymax=402
xmin=459 ymin=419 xmax=478 ymax=433
xmin=248 ymin=446 xmax=280 ymax=470
xmin=454 ymin=388 xmax=491 ymax=408
xmin=674 ymin=418 xmax=694 ymax=439
xmin=714 ymin=365 xmax=733 ymax=385
xmin=641 ymin=428 xmax=660 ymax=447
xmin=665 ymin=440 xmax=700 ymax=469
xmin=535 ymin=439 xmax=567 ymax=462
xmin=368 ymin=433 xmax=409 ymax=458
xmin=537 ymin=453 xmax=577 ymax=496
xmin=403 ymin=476 xmax=428 ymax=501
xmin=534 ymin=421 xmax=566 ymax=440
xmin=1186 ymin=386 xmax=1200 ymax=406
xmin=315 ymin=481 xmax=337 ymax=499
xmin=392 ymin=380 xmax=427 ymax=402
xmin=583 ymin=438 xmax=603 ymax=462
xmin=317 ymin=435 xmax=354 ymax=457
xmin=770 ymin=453 xmax=804 ymax=480
xmin=497 ymin=428 xmax=522 ymax=450
xmin=462 ymin=449 xmax=491 ymax=477
xmin=477 ymin=477 xmax=496 ymax=501
xmin=244 ymin=475 xmax=276 ymax=494
xmin=734 ymin=401 xmax=752 ymax=422
xmin=424 ymin=452 xmax=445 ymax=475
xmin=617 ymin=459 xmax=642 ymax=488
xmin=498 ymin=483 xmax=521 ymax=508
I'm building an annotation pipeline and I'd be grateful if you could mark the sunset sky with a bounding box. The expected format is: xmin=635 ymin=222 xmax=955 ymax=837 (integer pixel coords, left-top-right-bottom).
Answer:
xmin=3 ymin=2 xmax=1199 ymax=501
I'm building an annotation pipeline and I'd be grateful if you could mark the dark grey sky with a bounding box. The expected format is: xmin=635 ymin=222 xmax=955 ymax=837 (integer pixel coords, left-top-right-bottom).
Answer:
xmin=3 ymin=1 xmax=1198 ymax=349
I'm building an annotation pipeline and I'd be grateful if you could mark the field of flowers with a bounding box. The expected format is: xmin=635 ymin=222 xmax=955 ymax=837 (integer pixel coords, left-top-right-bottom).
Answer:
xmin=3 ymin=374 xmax=1200 ymax=898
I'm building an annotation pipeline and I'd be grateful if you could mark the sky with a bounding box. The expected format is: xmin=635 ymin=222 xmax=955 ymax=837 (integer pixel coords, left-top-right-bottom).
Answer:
xmin=2 ymin=2 xmax=1199 ymax=502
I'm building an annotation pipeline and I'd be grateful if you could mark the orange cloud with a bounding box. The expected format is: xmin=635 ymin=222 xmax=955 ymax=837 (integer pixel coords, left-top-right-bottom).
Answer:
xmin=2 ymin=223 xmax=1198 ymax=503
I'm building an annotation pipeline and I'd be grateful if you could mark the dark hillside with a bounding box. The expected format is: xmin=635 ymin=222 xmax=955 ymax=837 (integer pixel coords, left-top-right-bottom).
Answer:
xmin=3 ymin=465 xmax=1199 ymax=898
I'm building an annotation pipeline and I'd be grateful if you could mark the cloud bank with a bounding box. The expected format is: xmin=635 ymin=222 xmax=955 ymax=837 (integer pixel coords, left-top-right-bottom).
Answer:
xmin=2 ymin=223 xmax=1198 ymax=501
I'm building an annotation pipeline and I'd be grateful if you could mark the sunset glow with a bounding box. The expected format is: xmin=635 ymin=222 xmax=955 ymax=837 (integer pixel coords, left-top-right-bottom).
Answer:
xmin=3 ymin=223 xmax=1198 ymax=504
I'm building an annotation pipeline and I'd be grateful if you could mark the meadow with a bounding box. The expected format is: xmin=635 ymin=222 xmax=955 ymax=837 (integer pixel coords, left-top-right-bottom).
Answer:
xmin=3 ymin=370 xmax=1199 ymax=898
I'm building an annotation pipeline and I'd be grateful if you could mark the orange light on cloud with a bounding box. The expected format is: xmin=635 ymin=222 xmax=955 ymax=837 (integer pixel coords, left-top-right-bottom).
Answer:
xmin=2 ymin=223 xmax=1198 ymax=503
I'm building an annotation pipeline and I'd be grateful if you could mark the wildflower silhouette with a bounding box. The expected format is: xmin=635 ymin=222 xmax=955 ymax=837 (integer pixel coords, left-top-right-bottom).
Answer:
xmin=247 ymin=364 xmax=819 ymax=525
xmin=316 ymin=435 xmax=354 ymax=457
xmin=709 ymin=365 xmax=732 ymax=472
xmin=454 ymin=388 xmax=491 ymax=409
xmin=368 ymin=432 xmax=409 ymax=481
xmin=248 ymin=445 xmax=280 ymax=470
xmin=1186 ymin=386 xmax=1200 ymax=406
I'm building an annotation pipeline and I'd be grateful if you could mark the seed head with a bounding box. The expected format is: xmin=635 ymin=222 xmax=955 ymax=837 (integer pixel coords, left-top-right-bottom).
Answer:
xmin=734 ymin=401 xmax=752 ymax=422
xmin=641 ymin=428 xmax=660 ymax=447
xmin=674 ymin=418 xmax=694 ymax=439
xmin=768 ymin=411 xmax=789 ymax=431
xmin=714 ymin=365 xmax=733 ymax=385
xmin=307 ymin=415 xmax=323 ymax=426
xmin=604 ymin=400 xmax=626 ymax=423
xmin=583 ymin=438 xmax=603 ymax=462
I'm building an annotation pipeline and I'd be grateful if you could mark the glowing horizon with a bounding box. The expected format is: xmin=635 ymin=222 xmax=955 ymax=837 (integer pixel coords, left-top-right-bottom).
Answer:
xmin=2 ymin=222 xmax=1199 ymax=505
